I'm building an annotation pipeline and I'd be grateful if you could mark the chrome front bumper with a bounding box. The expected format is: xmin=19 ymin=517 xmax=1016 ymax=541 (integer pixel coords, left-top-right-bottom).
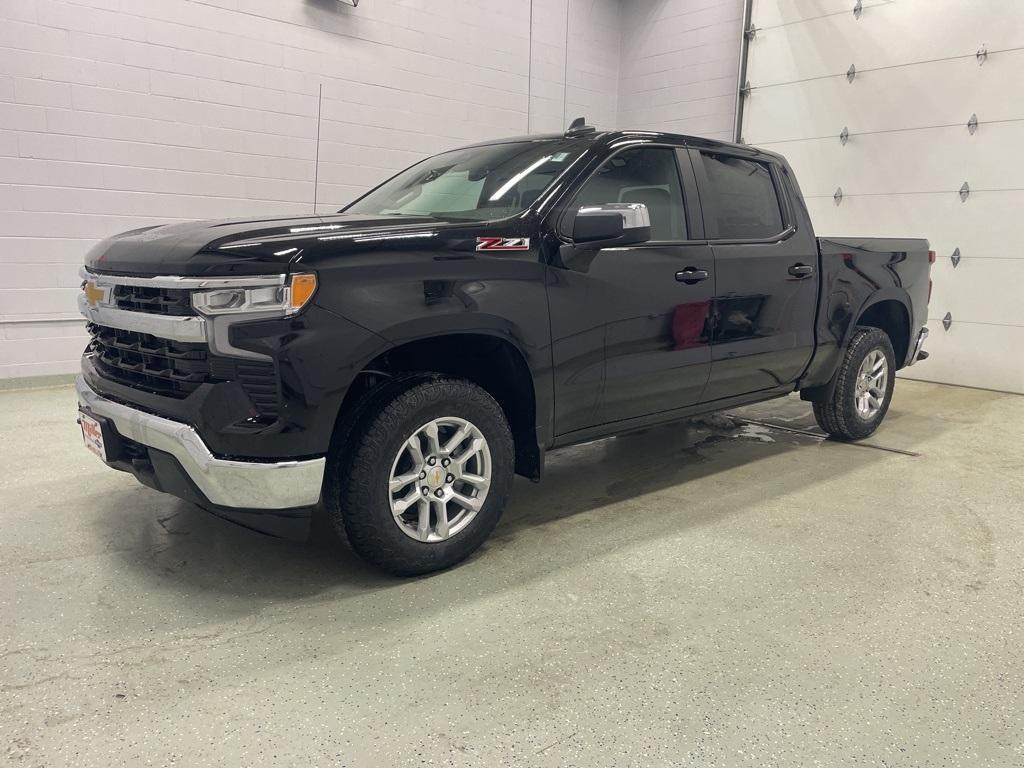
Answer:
xmin=76 ymin=376 xmax=325 ymax=509
xmin=906 ymin=326 xmax=929 ymax=366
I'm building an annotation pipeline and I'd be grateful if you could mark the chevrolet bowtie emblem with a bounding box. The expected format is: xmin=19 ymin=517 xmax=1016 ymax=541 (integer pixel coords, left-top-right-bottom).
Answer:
xmin=83 ymin=280 xmax=107 ymax=308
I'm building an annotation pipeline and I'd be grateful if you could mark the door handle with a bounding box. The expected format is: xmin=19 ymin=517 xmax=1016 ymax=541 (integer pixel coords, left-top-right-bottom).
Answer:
xmin=676 ymin=267 xmax=709 ymax=284
xmin=788 ymin=263 xmax=815 ymax=278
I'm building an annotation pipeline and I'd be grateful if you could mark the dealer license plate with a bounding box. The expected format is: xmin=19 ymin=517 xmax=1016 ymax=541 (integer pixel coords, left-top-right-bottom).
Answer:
xmin=79 ymin=411 xmax=107 ymax=462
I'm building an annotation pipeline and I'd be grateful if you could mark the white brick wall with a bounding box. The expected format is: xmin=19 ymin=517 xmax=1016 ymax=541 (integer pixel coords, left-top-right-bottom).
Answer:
xmin=1 ymin=0 xmax=729 ymax=380
xmin=617 ymin=0 xmax=744 ymax=141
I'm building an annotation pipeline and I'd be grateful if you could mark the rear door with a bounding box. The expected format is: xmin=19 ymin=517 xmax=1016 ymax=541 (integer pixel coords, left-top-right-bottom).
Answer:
xmin=548 ymin=144 xmax=715 ymax=433
xmin=690 ymin=147 xmax=819 ymax=401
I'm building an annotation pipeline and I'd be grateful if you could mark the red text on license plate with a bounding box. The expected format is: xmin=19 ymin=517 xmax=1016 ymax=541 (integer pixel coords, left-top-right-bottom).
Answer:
xmin=80 ymin=412 xmax=106 ymax=461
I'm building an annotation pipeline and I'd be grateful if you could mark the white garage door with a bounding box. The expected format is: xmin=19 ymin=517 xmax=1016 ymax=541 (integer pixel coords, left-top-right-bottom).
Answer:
xmin=741 ymin=0 xmax=1024 ymax=393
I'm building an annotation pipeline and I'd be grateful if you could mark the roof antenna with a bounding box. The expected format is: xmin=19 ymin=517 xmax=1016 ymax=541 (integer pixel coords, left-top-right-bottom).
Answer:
xmin=565 ymin=116 xmax=596 ymax=136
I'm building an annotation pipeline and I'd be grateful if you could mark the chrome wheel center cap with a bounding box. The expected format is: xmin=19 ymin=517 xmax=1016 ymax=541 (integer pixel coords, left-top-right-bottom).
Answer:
xmin=425 ymin=466 xmax=446 ymax=490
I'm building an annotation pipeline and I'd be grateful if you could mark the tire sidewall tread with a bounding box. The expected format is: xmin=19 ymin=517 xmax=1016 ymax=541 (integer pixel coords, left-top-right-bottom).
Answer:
xmin=812 ymin=326 xmax=896 ymax=441
xmin=326 ymin=377 xmax=514 ymax=576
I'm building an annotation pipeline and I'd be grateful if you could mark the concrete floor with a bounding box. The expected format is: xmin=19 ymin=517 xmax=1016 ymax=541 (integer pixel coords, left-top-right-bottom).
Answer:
xmin=1 ymin=379 xmax=1022 ymax=767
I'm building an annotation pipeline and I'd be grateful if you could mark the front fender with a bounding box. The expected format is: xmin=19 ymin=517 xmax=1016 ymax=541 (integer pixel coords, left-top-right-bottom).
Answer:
xmin=313 ymin=252 xmax=555 ymax=448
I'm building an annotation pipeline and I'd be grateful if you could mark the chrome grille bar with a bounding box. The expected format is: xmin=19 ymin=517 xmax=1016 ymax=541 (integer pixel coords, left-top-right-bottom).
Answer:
xmin=78 ymin=297 xmax=207 ymax=343
xmin=79 ymin=267 xmax=288 ymax=359
xmin=79 ymin=267 xmax=285 ymax=290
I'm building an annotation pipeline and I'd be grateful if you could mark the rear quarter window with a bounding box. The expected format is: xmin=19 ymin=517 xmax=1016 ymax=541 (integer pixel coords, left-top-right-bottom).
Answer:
xmin=701 ymin=153 xmax=784 ymax=239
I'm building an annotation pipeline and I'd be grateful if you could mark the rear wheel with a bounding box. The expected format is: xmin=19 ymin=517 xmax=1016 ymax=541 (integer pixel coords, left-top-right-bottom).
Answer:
xmin=812 ymin=326 xmax=896 ymax=440
xmin=327 ymin=377 xmax=514 ymax=575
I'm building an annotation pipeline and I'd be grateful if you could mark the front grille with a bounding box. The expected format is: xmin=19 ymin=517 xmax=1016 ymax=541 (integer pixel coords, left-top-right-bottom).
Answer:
xmin=88 ymin=324 xmax=279 ymax=420
xmin=90 ymin=324 xmax=207 ymax=397
xmin=112 ymin=284 xmax=195 ymax=316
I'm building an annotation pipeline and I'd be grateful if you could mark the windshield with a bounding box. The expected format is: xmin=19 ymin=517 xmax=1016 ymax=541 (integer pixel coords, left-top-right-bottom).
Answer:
xmin=344 ymin=140 xmax=586 ymax=221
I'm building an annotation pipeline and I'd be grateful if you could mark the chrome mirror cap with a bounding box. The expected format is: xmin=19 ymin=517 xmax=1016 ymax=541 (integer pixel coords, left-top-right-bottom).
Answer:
xmin=576 ymin=202 xmax=651 ymax=230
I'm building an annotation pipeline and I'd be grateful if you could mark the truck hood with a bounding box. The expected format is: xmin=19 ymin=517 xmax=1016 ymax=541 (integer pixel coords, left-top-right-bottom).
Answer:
xmin=84 ymin=212 xmax=442 ymax=276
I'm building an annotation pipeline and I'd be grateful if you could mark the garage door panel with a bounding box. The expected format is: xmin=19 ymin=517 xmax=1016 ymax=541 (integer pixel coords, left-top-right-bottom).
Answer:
xmin=901 ymin=321 xmax=1024 ymax=393
xmin=964 ymin=121 xmax=1024 ymax=189
xmin=929 ymin=258 xmax=1024 ymax=326
xmin=776 ymin=122 xmax=1024 ymax=197
xmin=779 ymin=129 xmax=964 ymax=196
xmin=805 ymin=191 xmax=1024 ymax=257
xmin=751 ymin=0 xmax=888 ymax=30
xmin=750 ymin=0 xmax=1024 ymax=86
xmin=747 ymin=1 xmax=1023 ymax=393
xmin=743 ymin=49 xmax=1024 ymax=143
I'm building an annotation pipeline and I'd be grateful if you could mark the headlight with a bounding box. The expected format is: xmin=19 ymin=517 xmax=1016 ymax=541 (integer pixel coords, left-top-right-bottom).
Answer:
xmin=192 ymin=273 xmax=317 ymax=316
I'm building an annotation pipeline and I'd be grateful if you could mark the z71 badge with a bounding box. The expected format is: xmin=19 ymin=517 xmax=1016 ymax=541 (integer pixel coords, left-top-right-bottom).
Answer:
xmin=476 ymin=237 xmax=530 ymax=251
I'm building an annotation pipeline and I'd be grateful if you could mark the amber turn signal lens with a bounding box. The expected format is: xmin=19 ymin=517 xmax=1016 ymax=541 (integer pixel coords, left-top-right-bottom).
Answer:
xmin=289 ymin=273 xmax=317 ymax=310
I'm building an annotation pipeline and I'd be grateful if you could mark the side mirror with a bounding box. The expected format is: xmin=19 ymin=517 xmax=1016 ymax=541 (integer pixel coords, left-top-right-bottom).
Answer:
xmin=572 ymin=203 xmax=651 ymax=249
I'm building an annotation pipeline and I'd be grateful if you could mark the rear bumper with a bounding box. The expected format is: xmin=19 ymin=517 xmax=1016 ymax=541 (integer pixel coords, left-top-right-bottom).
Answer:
xmin=76 ymin=375 xmax=325 ymax=511
xmin=906 ymin=326 xmax=929 ymax=366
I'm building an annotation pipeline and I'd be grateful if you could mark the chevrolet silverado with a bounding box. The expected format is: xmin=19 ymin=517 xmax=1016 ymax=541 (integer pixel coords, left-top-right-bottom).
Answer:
xmin=77 ymin=123 xmax=932 ymax=574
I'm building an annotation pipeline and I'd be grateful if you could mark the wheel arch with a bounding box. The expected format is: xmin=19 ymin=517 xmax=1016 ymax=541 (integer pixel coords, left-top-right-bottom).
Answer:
xmin=334 ymin=329 xmax=544 ymax=481
xmin=854 ymin=293 xmax=911 ymax=368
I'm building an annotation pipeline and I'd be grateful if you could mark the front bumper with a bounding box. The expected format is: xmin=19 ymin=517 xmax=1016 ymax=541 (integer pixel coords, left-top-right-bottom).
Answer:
xmin=76 ymin=375 xmax=325 ymax=511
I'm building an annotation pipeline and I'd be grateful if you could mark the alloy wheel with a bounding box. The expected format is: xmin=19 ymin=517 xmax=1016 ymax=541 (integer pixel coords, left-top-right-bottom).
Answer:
xmin=387 ymin=417 xmax=492 ymax=542
xmin=854 ymin=349 xmax=888 ymax=418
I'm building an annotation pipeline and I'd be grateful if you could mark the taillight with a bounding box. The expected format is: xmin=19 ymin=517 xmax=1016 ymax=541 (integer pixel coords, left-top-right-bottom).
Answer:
xmin=928 ymin=249 xmax=936 ymax=264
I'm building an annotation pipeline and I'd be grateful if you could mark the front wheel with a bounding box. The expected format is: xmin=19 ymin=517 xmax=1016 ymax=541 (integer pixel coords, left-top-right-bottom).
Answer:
xmin=327 ymin=377 xmax=514 ymax=576
xmin=812 ymin=326 xmax=896 ymax=440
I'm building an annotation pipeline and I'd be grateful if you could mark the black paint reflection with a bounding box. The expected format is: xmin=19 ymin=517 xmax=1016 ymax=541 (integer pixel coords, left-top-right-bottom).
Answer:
xmin=671 ymin=301 xmax=712 ymax=350
xmin=712 ymin=295 xmax=768 ymax=343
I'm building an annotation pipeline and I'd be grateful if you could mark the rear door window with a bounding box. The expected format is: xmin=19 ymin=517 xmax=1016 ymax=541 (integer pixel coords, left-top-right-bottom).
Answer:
xmin=700 ymin=153 xmax=784 ymax=239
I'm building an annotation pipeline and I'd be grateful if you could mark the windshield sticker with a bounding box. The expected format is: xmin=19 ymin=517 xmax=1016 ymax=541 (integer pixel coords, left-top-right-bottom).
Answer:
xmin=476 ymin=237 xmax=530 ymax=251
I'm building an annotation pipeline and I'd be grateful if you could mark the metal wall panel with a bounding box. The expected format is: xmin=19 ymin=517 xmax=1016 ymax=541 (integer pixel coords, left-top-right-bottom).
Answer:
xmin=744 ymin=0 xmax=1024 ymax=393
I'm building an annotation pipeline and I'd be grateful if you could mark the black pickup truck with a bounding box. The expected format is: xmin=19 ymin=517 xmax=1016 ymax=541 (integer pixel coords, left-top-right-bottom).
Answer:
xmin=77 ymin=123 xmax=932 ymax=574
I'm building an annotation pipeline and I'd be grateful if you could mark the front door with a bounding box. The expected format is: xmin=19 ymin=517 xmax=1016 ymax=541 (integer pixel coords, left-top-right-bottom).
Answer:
xmin=548 ymin=144 xmax=714 ymax=434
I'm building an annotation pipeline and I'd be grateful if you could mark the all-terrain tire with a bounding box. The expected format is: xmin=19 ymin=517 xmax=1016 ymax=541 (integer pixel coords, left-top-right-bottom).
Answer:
xmin=326 ymin=377 xmax=514 ymax=576
xmin=812 ymin=326 xmax=896 ymax=441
